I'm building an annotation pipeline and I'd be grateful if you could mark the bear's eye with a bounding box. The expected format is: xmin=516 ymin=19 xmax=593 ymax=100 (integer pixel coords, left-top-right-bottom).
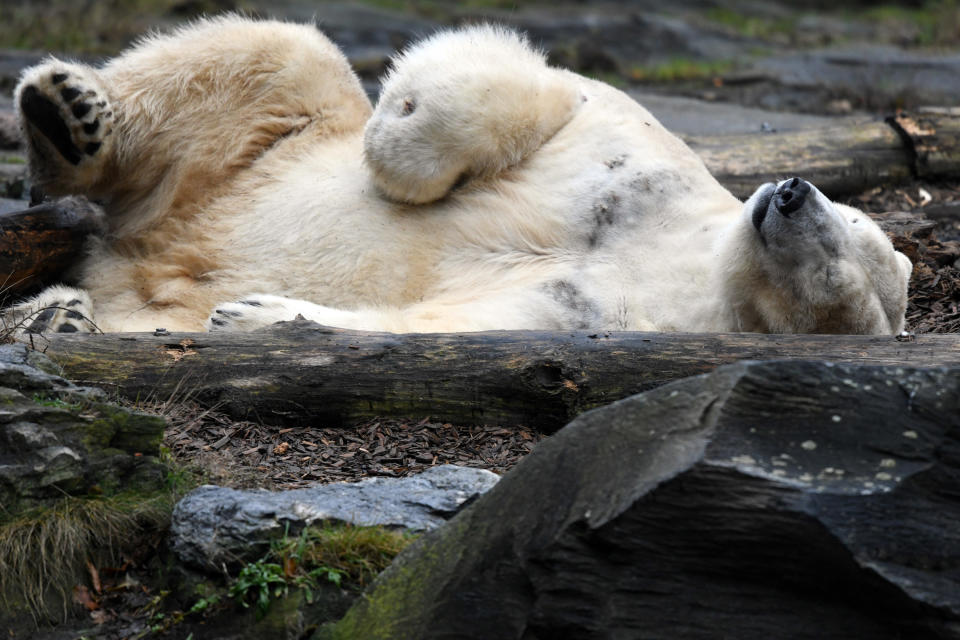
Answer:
xmin=401 ymin=97 xmax=416 ymax=116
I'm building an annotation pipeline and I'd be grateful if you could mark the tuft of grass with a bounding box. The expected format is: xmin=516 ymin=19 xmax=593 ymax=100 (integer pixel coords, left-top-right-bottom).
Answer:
xmin=0 ymin=445 xmax=201 ymax=622
xmin=0 ymin=491 xmax=172 ymax=621
xmin=629 ymin=58 xmax=734 ymax=84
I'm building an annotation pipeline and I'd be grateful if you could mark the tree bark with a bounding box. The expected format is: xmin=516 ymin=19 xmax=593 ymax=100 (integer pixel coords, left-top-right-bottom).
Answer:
xmin=0 ymin=196 xmax=104 ymax=297
xmin=37 ymin=322 xmax=960 ymax=431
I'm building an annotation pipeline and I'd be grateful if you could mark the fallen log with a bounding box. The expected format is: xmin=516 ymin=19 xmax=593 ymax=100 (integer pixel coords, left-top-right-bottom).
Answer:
xmin=0 ymin=196 xmax=104 ymax=298
xmin=37 ymin=322 xmax=960 ymax=431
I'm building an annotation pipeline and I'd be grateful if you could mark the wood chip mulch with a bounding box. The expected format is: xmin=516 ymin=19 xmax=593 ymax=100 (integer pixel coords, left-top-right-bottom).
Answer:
xmin=848 ymin=180 xmax=960 ymax=334
xmin=162 ymin=403 xmax=545 ymax=490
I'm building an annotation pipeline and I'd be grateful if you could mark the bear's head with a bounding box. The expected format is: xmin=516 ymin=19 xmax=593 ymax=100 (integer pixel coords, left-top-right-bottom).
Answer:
xmin=363 ymin=25 xmax=581 ymax=204
xmin=718 ymin=178 xmax=913 ymax=334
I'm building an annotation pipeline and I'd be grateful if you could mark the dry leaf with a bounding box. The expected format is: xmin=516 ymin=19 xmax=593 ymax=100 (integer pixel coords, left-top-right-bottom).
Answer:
xmin=86 ymin=559 xmax=102 ymax=594
xmin=72 ymin=585 xmax=99 ymax=611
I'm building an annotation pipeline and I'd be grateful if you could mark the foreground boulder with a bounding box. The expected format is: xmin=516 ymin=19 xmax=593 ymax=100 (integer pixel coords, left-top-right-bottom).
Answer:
xmin=0 ymin=344 xmax=165 ymax=512
xmin=322 ymin=360 xmax=960 ymax=639
xmin=171 ymin=464 xmax=500 ymax=569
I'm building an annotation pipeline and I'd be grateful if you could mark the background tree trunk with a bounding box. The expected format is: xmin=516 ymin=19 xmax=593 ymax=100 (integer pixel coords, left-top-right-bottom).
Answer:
xmin=38 ymin=322 xmax=960 ymax=431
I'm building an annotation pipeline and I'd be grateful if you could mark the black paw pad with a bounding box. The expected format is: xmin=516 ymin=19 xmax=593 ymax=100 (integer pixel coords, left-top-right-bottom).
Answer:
xmin=60 ymin=87 xmax=81 ymax=102
xmin=71 ymin=102 xmax=92 ymax=119
xmin=82 ymin=120 xmax=99 ymax=135
xmin=57 ymin=324 xmax=78 ymax=333
xmin=20 ymin=85 xmax=83 ymax=165
xmin=51 ymin=73 xmax=68 ymax=84
xmin=84 ymin=142 xmax=101 ymax=156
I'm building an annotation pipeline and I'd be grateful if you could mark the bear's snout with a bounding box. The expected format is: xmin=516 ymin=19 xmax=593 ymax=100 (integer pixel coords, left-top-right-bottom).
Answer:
xmin=774 ymin=177 xmax=811 ymax=216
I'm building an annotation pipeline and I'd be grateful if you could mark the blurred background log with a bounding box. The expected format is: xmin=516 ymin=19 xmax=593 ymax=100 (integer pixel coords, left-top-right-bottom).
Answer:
xmin=688 ymin=110 xmax=960 ymax=199
xmin=0 ymin=196 xmax=104 ymax=298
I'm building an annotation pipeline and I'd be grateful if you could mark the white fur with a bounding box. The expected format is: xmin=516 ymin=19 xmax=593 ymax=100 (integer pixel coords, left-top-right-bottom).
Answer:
xmin=11 ymin=17 xmax=911 ymax=336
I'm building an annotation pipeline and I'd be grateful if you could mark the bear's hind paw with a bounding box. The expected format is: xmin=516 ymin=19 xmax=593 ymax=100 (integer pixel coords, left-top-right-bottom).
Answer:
xmin=17 ymin=62 xmax=114 ymax=177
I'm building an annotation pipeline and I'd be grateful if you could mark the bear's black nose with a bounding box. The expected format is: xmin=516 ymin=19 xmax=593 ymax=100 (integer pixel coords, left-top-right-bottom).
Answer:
xmin=774 ymin=177 xmax=810 ymax=216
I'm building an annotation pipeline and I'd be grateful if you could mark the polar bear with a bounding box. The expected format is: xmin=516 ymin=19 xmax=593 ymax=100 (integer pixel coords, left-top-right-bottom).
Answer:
xmin=8 ymin=16 xmax=911 ymax=335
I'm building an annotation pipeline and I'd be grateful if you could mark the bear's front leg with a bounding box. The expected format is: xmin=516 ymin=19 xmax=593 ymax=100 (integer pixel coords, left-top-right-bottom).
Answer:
xmin=15 ymin=61 xmax=116 ymax=196
xmin=3 ymin=285 xmax=98 ymax=335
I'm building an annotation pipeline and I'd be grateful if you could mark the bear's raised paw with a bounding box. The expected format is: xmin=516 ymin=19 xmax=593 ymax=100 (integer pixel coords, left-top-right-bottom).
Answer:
xmin=17 ymin=62 xmax=114 ymax=169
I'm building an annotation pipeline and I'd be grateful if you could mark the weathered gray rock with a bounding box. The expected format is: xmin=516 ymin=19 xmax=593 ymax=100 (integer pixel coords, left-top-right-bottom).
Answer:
xmin=171 ymin=464 xmax=500 ymax=569
xmin=0 ymin=343 xmax=166 ymax=512
xmin=322 ymin=361 xmax=960 ymax=640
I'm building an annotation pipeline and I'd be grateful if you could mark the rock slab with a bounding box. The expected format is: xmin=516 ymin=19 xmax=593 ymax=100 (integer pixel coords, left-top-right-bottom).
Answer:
xmin=0 ymin=343 xmax=166 ymax=512
xmin=170 ymin=464 xmax=500 ymax=569
xmin=322 ymin=360 xmax=960 ymax=640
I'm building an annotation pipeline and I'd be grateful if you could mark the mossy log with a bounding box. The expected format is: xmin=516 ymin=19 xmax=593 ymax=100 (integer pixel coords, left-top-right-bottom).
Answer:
xmin=37 ymin=322 xmax=960 ymax=431
xmin=0 ymin=196 xmax=104 ymax=297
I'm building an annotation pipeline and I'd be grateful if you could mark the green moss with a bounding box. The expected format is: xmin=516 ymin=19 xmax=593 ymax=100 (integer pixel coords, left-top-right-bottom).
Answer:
xmin=275 ymin=522 xmax=417 ymax=589
xmin=81 ymin=402 xmax=165 ymax=453
xmin=703 ymin=8 xmax=796 ymax=39
xmin=232 ymin=522 xmax=417 ymax=622
xmin=31 ymin=394 xmax=83 ymax=411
